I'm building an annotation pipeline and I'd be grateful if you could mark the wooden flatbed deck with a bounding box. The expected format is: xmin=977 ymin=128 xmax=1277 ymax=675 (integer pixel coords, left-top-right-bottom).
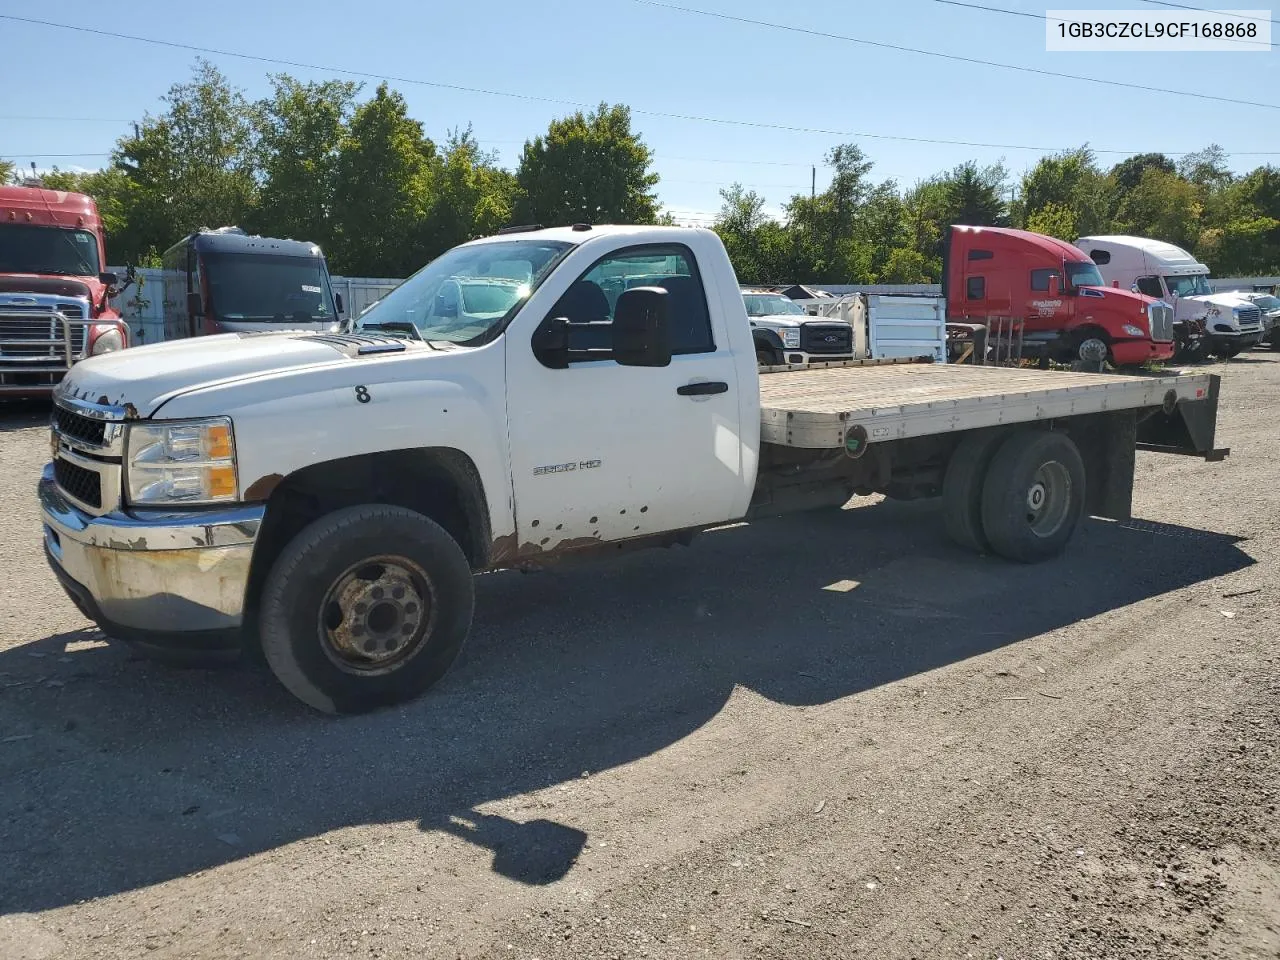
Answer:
xmin=758 ymin=361 xmax=1216 ymax=449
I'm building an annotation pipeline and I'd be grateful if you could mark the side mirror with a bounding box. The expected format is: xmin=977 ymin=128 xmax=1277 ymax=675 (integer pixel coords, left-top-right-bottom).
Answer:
xmin=99 ymin=271 xmax=119 ymax=288
xmin=613 ymin=286 xmax=671 ymax=367
xmin=187 ymin=291 xmax=204 ymax=317
xmin=531 ymin=316 xmax=570 ymax=369
xmin=1047 ymin=274 xmax=1060 ymax=298
xmin=335 ymin=292 xmax=344 ymax=314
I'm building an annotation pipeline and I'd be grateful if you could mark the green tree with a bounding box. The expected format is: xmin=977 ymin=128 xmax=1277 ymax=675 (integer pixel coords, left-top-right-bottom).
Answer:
xmin=514 ymin=104 xmax=659 ymax=226
xmin=253 ymin=75 xmax=361 ymax=251
xmin=713 ymin=183 xmax=769 ymax=282
xmin=1109 ymin=152 xmax=1175 ymax=195
xmin=1018 ymin=146 xmax=1108 ymax=237
xmin=1025 ymin=201 xmax=1078 ymax=241
xmin=331 ymin=83 xmax=436 ymax=276
xmin=114 ymin=58 xmax=259 ymax=258
xmin=1199 ymin=165 xmax=1280 ymax=273
xmin=1177 ymin=145 xmax=1233 ymax=192
xmin=1112 ymin=167 xmax=1200 ymax=251
xmin=940 ymin=160 xmax=1008 ymax=227
xmin=423 ymin=126 xmax=517 ymax=254
xmin=0 ymin=159 xmax=14 ymax=184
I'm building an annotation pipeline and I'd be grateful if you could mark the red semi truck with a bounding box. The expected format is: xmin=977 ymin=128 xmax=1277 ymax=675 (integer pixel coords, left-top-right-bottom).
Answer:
xmin=943 ymin=225 xmax=1176 ymax=368
xmin=0 ymin=183 xmax=132 ymax=396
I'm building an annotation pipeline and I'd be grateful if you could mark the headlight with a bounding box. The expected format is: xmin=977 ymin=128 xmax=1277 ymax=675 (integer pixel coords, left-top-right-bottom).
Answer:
xmin=780 ymin=328 xmax=801 ymax=348
xmin=90 ymin=326 xmax=125 ymax=355
xmin=125 ymin=418 xmax=238 ymax=505
xmin=1121 ymin=324 xmax=1145 ymax=337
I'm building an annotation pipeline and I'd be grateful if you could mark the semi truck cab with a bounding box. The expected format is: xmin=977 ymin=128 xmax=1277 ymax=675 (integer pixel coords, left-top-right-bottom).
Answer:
xmin=161 ymin=227 xmax=343 ymax=342
xmin=1074 ymin=235 xmax=1265 ymax=358
xmin=0 ymin=184 xmax=131 ymax=396
xmin=944 ymin=225 xmax=1175 ymax=367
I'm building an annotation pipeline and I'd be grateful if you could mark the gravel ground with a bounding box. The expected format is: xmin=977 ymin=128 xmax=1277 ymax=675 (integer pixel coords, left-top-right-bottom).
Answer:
xmin=0 ymin=354 xmax=1277 ymax=960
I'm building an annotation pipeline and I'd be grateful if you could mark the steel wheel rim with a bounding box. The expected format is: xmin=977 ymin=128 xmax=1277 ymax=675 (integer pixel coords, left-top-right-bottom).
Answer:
xmin=317 ymin=555 xmax=436 ymax=675
xmin=1025 ymin=461 xmax=1071 ymax=538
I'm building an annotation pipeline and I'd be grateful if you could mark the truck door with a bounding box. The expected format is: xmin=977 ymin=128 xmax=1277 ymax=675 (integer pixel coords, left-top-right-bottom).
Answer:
xmin=1027 ymin=266 xmax=1070 ymax=331
xmin=504 ymin=243 xmax=744 ymax=552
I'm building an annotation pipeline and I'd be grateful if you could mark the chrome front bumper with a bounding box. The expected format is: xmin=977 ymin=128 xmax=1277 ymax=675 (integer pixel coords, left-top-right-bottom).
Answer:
xmin=39 ymin=463 xmax=264 ymax=638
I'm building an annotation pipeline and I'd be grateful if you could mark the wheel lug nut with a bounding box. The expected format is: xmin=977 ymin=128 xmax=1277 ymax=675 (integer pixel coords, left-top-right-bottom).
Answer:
xmin=392 ymin=586 xmax=405 ymax=600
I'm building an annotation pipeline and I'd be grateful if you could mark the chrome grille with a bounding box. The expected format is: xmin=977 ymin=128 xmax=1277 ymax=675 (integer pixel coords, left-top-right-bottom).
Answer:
xmin=53 ymin=405 xmax=108 ymax=446
xmin=0 ymin=294 xmax=89 ymax=360
xmin=1236 ymin=306 xmax=1262 ymax=331
xmin=50 ymin=396 xmax=126 ymax=515
xmin=1147 ymin=302 xmax=1174 ymax=342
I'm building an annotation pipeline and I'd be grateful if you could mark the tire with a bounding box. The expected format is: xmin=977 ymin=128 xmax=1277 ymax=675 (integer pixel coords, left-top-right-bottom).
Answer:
xmin=980 ymin=430 xmax=1086 ymax=564
xmin=757 ymin=347 xmax=781 ymax=367
xmin=941 ymin=429 xmax=1006 ymax=553
xmin=258 ymin=504 xmax=475 ymax=714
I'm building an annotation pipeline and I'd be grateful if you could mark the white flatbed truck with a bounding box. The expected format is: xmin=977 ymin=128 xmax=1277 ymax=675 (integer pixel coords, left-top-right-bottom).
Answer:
xmin=39 ymin=225 xmax=1226 ymax=714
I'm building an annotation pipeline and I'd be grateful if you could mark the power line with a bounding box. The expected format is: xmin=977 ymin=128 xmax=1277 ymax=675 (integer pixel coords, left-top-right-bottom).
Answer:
xmin=4 ymin=12 xmax=1279 ymax=160
xmin=934 ymin=0 xmax=1277 ymax=48
xmin=632 ymin=0 xmax=1280 ymax=111
xmin=1134 ymin=0 xmax=1280 ymax=26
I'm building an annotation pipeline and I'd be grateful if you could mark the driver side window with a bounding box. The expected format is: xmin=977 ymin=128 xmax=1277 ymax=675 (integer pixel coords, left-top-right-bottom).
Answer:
xmin=543 ymin=244 xmax=715 ymax=359
xmin=1136 ymin=276 xmax=1163 ymax=299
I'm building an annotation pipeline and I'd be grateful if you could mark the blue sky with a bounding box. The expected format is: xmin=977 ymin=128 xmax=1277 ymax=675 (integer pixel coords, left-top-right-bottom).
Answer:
xmin=2 ymin=0 xmax=1277 ymax=225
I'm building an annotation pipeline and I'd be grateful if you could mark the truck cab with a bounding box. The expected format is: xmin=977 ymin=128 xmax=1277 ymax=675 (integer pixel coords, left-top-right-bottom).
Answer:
xmin=0 ymin=184 xmax=131 ymax=396
xmin=1074 ymin=235 xmax=1265 ymax=358
xmin=945 ymin=225 xmax=1175 ymax=367
xmin=161 ymin=227 xmax=343 ymax=341
xmin=741 ymin=288 xmax=854 ymax=366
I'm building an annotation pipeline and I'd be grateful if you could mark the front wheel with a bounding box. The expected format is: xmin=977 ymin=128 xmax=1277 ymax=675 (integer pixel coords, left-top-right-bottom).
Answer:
xmin=259 ymin=504 xmax=475 ymax=714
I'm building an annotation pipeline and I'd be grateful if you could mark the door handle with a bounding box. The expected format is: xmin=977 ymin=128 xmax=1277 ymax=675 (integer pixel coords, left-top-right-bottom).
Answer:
xmin=677 ymin=381 xmax=729 ymax=396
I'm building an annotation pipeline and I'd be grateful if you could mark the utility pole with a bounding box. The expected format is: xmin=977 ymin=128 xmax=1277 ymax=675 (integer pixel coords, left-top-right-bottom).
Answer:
xmin=811 ymin=165 xmax=816 ymax=198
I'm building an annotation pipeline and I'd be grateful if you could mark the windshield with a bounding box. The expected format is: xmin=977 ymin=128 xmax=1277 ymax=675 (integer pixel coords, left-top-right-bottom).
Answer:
xmin=0 ymin=224 xmax=100 ymax=276
xmin=1065 ymin=262 xmax=1105 ymax=289
xmin=354 ymin=238 xmax=572 ymax=343
xmin=204 ymin=253 xmax=336 ymax=322
xmin=1163 ymin=274 xmax=1213 ymax=297
xmin=743 ymin=293 xmax=805 ymax=316
xmin=1248 ymin=294 xmax=1279 ymax=310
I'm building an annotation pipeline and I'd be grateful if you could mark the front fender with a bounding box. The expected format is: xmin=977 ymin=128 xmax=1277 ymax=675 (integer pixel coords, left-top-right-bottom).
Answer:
xmin=752 ymin=328 xmax=785 ymax=356
xmin=153 ymin=346 xmax=516 ymax=543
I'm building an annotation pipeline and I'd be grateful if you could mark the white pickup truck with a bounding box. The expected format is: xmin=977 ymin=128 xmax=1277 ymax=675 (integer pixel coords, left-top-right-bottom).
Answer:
xmin=40 ymin=225 xmax=1228 ymax=714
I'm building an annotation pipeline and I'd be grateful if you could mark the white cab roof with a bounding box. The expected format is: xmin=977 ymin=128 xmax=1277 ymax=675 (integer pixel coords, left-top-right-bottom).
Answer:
xmin=1076 ymin=235 xmax=1210 ymax=276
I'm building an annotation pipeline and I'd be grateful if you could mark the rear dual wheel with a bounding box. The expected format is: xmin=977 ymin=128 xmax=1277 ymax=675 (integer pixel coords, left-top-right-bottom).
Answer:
xmin=942 ymin=429 xmax=1085 ymax=563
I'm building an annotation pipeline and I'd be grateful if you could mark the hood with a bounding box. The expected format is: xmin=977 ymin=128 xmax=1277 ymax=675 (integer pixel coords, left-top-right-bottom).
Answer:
xmin=1190 ymin=292 xmax=1253 ymax=310
xmin=0 ymin=273 xmax=99 ymax=300
xmin=1078 ymin=285 xmax=1158 ymax=310
xmin=55 ymin=331 xmax=423 ymax=417
xmin=0 ymin=272 xmax=112 ymax=316
xmin=749 ymin=313 xmax=809 ymax=327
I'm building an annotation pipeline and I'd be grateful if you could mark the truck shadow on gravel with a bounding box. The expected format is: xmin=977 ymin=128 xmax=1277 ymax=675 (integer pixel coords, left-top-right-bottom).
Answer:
xmin=0 ymin=500 xmax=1254 ymax=913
